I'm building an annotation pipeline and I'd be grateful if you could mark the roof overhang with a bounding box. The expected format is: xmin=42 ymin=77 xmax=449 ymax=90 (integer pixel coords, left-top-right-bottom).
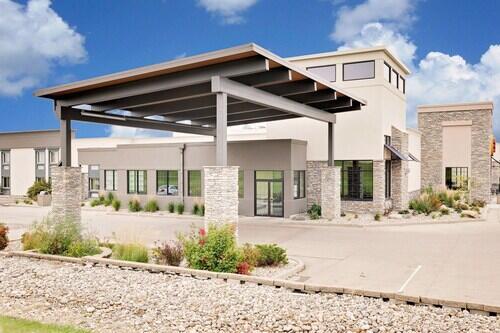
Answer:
xmin=385 ymin=144 xmax=410 ymax=161
xmin=35 ymin=43 xmax=366 ymax=135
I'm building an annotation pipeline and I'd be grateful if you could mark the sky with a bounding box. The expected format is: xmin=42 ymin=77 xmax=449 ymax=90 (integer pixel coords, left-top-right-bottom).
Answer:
xmin=0 ymin=0 xmax=499 ymax=138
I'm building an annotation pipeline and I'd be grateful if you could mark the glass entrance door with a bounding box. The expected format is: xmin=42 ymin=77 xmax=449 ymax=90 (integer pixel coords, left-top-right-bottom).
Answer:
xmin=255 ymin=171 xmax=284 ymax=217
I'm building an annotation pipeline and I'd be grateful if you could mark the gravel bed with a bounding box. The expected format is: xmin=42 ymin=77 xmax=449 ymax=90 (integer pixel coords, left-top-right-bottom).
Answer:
xmin=0 ymin=257 xmax=498 ymax=333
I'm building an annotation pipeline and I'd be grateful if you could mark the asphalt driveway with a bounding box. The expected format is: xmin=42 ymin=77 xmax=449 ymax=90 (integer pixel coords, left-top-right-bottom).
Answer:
xmin=1 ymin=204 xmax=499 ymax=307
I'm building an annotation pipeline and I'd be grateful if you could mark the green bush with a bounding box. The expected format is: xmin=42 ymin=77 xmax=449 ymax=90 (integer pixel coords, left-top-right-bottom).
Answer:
xmin=307 ymin=203 xmax=321 ymax=220
xmin=374 ymin=212 xmax=382 ymax=221
xmin=192 ymin=203 xmax=200 ymax=215
xmin=111 ymin=199 xmax=121 ymax=211
xmin=144 ymin=199 xmax=159 ymax=212
xmin=176 ymin=203 xmax=185 ymax=215
xmin=440 ymin=207 xmax=450 ymax=215
xmin=65 ymin=239 xmax=101 ymax=258
xmin=409 ymin=192 xmax=441 ymax=215
xmin=0 ymin=223 xmax=9 ymax=251
xmin=167 ymin=202 xmax=175 ymax=213
xmin=241 ymin=243 xmax=260 ymax=269
xmin=180 ymin=224 xmax=242 ymax=273
xmin=255 ymin=244 xmax=288 ymax=267
xmin=103 ymin=192 xmax=115 ymax=206
xmin=21 ymin=218 xmax=99 ymax=257
xmin=128 ymin=199 xmax=142 ymax=212
xmin=90 ymin=198 xmax=102 ymax=207
xmin=27 ymin=180 xmax=51 ymax=200
xmin=471 ymin=199 xmax=486 ymax=208
xmin=112 ymin=243 xmax=149 ymax=263
xmin=23 ymin=198 xmax=33 ymax=205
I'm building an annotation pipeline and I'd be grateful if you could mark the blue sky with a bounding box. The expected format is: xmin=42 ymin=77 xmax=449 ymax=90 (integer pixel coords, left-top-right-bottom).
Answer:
xmin=0 ymin=0 xmax=499 ymax=137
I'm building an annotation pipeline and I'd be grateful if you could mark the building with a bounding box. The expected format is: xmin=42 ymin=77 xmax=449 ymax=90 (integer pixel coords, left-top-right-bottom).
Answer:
xmin=418 ymin=101 xmax=496 ymax=203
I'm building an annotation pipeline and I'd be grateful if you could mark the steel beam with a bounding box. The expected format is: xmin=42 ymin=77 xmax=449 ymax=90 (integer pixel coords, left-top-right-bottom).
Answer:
xmin=232 ymin=68 xmax=292 ymax=87
xmin=216 ymin=92 xmax=228 ymax=166
xmin=287 ymin=90 xmax=337 ymax=104
xmin=62 ymin=109 xmax=215 ymax=136
xmin=58 ymin=57 xmax=269 ymax=107
xmin=211 ymin=76 xmax=335 ymax=123
xmin=260 ymin=80 xmax=317 ymax=96
xmin=59 ymin=106 xmax=72 ymax=167
xmin=328 ymin=118 xmax=336 ymax=166
xmin=228 ymin=114 xmax=298 ymax=126
xmin=309 ymin=97 xmax=352 ymax=110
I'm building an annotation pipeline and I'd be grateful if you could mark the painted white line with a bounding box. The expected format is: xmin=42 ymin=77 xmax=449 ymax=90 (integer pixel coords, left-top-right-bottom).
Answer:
xmin=398 ymin=265 xmax=422 ymax=293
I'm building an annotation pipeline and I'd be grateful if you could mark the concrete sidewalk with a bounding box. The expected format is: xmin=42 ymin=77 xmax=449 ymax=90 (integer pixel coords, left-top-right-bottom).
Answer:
xmin=1 ymin=205 xmax=499 ymax=307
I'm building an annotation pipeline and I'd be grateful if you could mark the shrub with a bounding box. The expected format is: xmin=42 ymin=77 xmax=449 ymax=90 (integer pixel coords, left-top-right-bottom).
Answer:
xmin=23 ymin=198 xmax=33 ymax=205
xmin=144 ymin=199 xmax=159 ymax=213
xmin=374 ymin=213 xmax=382 ymax=221
xmin=199 ymin=204 xmax=205 ymax=216
xmin=409 ymin=192 xmax=442 ymax=215
xmin=176 ymin=203 xmax=185 ymax=215
xmin=152 ymin=241 xmax=184 ymax=266
xmin=111 ymin=199 xmax=121 ymax=211
xmin=27 ymin=180 xmax=51 ymax=200
xmin=104 ymin=192 xmax=115 ymax=207
xmin=255 ymin=244 xmax=288 ymax=267
xmin=398 ymin=210 xmax=410 ymax=215
xmin=65 ymin=239 xmax=101 ymax=258
xmin=237 ymin=262 xmax=251 ymax=275
xmin=180 ymin=225 xmax=242 ymax=273
xmin=471 ymin=199 xmax=486 ymax=208
xmin=307 ymin=203 xmax=321 ymax=220
xmin=128 ymin=199 xmax=142 ymax=212
xmin=440 ymin=207 xmax=450 ymax=215
xmin=241 ymin=243 xmax=260 ymax=268
xmin=192 ymin=203 xmax=200 ymax=215
xmin=167 ymin=202 xmax=175 ymax=213
xmin=0 ymin=223 xmax=9 ymax=251
xmin=90 ymin=198 xmax=102 ymax=207
xmin=112 ymin=243 xmax=149 ymax=263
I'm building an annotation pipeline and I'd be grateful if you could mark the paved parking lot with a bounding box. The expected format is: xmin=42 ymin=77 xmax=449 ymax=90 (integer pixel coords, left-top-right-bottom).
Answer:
xmin=1 ymin=204 xmax=499 ymax=307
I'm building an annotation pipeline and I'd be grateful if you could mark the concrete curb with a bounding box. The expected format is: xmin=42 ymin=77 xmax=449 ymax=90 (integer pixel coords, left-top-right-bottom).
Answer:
xmin=2 ymin=250 xmax=498 ymax=316
xmin=272 ymin=256 xmax=305 ymax=280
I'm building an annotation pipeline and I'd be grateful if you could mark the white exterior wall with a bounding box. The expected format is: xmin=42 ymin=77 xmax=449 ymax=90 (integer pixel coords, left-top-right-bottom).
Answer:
xmin=10 ymin=149 xmax=36 ymax=196
xmin=407 ymin=129 xmax=421 ymax=193
xmin=267 ymin=48 xmax=408 ymax=161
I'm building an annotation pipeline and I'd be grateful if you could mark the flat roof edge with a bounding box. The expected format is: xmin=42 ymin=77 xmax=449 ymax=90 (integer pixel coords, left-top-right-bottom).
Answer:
xmin=418 ymin=101 xmax=494 ymax=113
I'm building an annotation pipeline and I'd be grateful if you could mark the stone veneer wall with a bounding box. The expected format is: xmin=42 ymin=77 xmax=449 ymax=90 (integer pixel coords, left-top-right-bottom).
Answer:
xmin=320 ymin=167 xmax=341 ymax=220
xmin=418 ymin=109 xmax=492 ymax=202
xmin=203 ymin=166 xmax=239 ymax=231
xmin=391 ymin=127 xmax=409 ymax=211
xmin=50 ymin=166 xmax=82 ymax=223
xmin=81 ymin=173 xmax=89 ymax=201
xmin=307 ymin=160 xmax=387 ymax=213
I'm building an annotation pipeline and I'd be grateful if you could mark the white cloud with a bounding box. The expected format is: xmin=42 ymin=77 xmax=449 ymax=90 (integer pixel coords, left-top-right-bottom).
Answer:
xmin=330 ymin=0 xmax=500 ymax=138
xmin=197 ymin=0 xmax=258 ymax=24
xmin=0 ymin=0 xmax=86 ymax=96
xmin=107 ymin=126 xmax=173 ymax=138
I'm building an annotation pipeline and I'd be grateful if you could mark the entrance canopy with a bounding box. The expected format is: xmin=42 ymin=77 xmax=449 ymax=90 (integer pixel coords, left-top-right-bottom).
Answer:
xmin=35 ymin=43 xmax=366 ymax=166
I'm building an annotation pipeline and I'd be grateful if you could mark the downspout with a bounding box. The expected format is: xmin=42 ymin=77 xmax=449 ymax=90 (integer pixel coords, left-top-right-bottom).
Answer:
xmin=179 ymin=144 xmax=185 ymax=206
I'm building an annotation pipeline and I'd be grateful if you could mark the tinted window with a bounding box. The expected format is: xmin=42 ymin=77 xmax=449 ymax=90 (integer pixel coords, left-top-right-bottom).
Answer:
xmin=188 ymin=170 xmax=201 ymax=197
xmin=307 ymin=65 xmax=336 ymax=82
xmin=391 ymin=69 xmax=399 ymax=88
xmin=343 ymin=61 xmax=375 ymax=81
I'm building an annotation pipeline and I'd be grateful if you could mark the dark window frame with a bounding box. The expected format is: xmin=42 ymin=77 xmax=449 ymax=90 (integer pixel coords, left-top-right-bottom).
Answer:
xmin=306 ymin=64 xmax=336 ymax=82
xmin=156 ymin=170 xmax=179 ymax=196
xmin=400 ymin=76 xmax=406 ymax=94
xmin=342 ymin=60 xmax=376 ymax=81
xmin=391 ymin=68 xmax=399 ymax=89
xmin=384 ymin=62 xmax=392 ymax=83
xmin=254 ymin=170 xmax=285 ymax=217
xmin=293 ymin=170 xmax=306 ymax=199
xmin=334 ymin=160 xmax=374 ymax=201
xmin=104 ymin=170 xmax=117 ymax=191
xmin=1 ymin=176 xmax=10 ymax=189
xmin=187 ymin=170 xmax=202 ymax=197
xmin=445 ymin=167 xmax=469 ymax=190
xmin=127 ymin=170 xmax=147 ymax=194
xmin=385 ymin=160 xmax=392 ymax=199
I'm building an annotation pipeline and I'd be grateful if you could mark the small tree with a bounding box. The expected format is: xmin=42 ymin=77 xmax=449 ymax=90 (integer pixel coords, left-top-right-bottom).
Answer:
xmin=27 ymin=180 xmax=52 ymax=200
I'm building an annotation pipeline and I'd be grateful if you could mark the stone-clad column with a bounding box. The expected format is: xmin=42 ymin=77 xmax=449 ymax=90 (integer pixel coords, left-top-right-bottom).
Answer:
xmin=51 ymin=166 xmax=82 ymax=223
xmin=391 ymin=126 xmax=409 ymax=211
xmin=321 ymin=166 xmax=341 ymax=220
xmin=204 ymin=166 xmax=239 ymax=232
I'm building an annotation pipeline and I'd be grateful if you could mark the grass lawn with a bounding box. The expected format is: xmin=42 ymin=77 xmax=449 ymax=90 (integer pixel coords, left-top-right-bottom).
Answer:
xmin=0 ymin=316 xmax=90 ymax=333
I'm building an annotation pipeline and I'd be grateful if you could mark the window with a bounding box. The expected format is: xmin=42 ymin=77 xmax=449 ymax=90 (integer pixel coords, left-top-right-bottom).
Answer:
xmin=384 ymin=135 xmax=391 ymax=145
xmin=127 ymin=170 xmax=147 ymax=194
xmin=89 ymin=177 xmax=100 ymax=191
xmin=334 ymin=160 xmax=373 ymax=200
xmin=1 ymin=151 xmax=10 ymax=165
xmin=391 ymin=69 xmax=399 ymax=88
xmin=49 ymin=149 xmax=59 ymax=165
xmin=35 ymin=149 xmax=45 ymax=171
xmin=157 ymin=170 xmax=178 ymax=196
xmin=1 ymin=176 xmax=10 ymax=189
xmin=400 ymin=77 xmax=406 ymax=94
xmin=307 ymin=65 xmax=336 ymax=82
xmin=105 ymin=170 xmax=117 ymax=191
xmin=384 ymin=62 xmax=391 ymax=82
xmin=343 ymin=61 xmax=375 ymax=81
xmin=293 ymin=171 xmax=306 ymax=199
xmin=188 ymin=170 xmax=201 ymax=197
xmin=385 ymin=160 xmax=392 ymax=199
xmin=238 ymin=170 xmax=244 ymax=198
xmin=445 ymin=167 xmax=468 ymax=190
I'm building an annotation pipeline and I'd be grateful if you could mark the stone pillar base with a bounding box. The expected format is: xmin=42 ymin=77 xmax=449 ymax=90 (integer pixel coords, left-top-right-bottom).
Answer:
xmin=50 ymin=166 xmax=82 ymax=223
xmin=203 ymin=166 xmax=239 ymax=232
xmin=321 ymin=166 xmax=341 ymax=220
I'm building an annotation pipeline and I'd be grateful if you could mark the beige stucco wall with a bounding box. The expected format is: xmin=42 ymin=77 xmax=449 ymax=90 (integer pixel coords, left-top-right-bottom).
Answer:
xmin=407 ymin=128 xmax=421 ymax=193
xmin=10 ymin=148 xmax=36 ymax=196
xmin=442 ymin=123 xmax=472 ymax=176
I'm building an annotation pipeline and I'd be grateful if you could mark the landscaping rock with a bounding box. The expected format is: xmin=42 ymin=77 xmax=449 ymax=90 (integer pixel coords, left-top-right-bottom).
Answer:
xmin=0 ymin=257 xmax=498 ymax=333
xmin=461 ymin=210 xmax=479 ymax=219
